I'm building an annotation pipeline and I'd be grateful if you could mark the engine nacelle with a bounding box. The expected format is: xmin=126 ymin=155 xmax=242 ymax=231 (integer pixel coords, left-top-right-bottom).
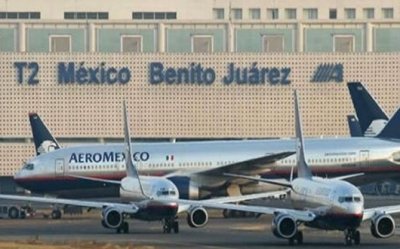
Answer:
xmin=272 ymin=214 xmax=297 ymax=239
xmin=102 ymin=207 xmax=123 ymax=229
xmin=370 ymin=214 xmax=396 ymax=238
xmin=187 ymin=206 xmax=209 ymax=228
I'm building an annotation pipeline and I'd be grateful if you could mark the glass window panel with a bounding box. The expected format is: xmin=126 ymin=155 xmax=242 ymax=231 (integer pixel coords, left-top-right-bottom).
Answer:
xmin=121 ymin=36 xmax=142 ymax=52
xmin=213 ymin=8 xmax=224 ymax=20
xmin=334 ymin=36 xmax=354 ymax=52
xmin=263 ymin=36 xmax=284 ymax=52
xmin=192 ymin=36 xmax=212 ymax=53
xmin=50 ymin=36 xmax=71 ymax=52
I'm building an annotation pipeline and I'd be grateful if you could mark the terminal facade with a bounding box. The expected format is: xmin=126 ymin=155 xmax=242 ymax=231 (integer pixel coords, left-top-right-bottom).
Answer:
xmin=0 ymin=0 xmax=400 ymax=178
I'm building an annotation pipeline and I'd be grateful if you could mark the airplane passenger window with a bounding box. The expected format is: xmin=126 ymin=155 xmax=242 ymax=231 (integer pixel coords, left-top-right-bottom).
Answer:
xmin=354 ymin=197 xmax=361 ymax=202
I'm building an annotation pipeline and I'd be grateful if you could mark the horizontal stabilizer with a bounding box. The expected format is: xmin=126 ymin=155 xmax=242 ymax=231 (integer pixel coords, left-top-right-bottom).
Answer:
xmin=377 ymin=107 xmax=400 ymax=139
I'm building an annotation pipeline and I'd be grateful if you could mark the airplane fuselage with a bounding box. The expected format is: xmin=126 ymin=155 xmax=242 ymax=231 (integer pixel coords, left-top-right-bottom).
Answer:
xmin=15 ymin=137 xmax=400 ymax=198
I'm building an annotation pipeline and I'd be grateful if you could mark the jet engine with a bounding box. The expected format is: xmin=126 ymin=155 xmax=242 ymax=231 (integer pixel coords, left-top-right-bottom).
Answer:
xmin=370 ymin=214 xmax=396 ymax=238
xmin=101 ymin=207 xmax=123 ymax=229
xmin=187 ymin=206 xmax=209 ymax=228
xmin=272 ymin=214 xmax=298 ymax=239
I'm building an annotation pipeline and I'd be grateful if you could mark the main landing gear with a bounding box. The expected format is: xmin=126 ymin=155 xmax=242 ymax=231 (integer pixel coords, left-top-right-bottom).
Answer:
xmin=163 ymin=217 xmax=179 ymax=234
xmin=288 ymin=231 xmax=303 ymax=246
xmin=116 ymin=221 xmax=129 ymax=234
xmin=344 ymin=229 xmax=360 ymax=246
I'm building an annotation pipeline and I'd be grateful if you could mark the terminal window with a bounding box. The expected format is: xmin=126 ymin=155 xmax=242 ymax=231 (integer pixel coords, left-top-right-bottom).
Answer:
xmin=363 ymin=8 xmax=374 ymax=19
xmin=263 ymin=36 xmax=284 ymax=52
xmin=329 ymin=9 xmax=337 ymax=19
xmin=50 ymin=35 xmax=71 ymax=52
xmin=249 ymin=8 xmax=261 ymax=20
xmin=121 ymin=36 xmax=142 ymax=52
xmin=285 ymin=8 xmax=296 ymax=19
xmin=64 ymin=12 xmax=108 ymax=20
xmin=334 ymin=36 xmax=354 ymax=52
xmin=0 ymin=12 xmax=40 ymax=19
xmin=213 ymin=8 xmax=224 ymax=20
xmin=303 ymin=8 xmax=318 ymax=20
xmin=192 ymin=36 xmax=213 ymax=53
xmin=132 ymin=12 xmax=177 ymax=20
xmin=231 ymin=9 xmax=242 ymax=20
xmin=382 ymin=8 xmax=394 ymax=19
xmin=267 ymin=9 xmax=279 ymax=20
xmin=345 ymin=8 xmax=356 ymax=19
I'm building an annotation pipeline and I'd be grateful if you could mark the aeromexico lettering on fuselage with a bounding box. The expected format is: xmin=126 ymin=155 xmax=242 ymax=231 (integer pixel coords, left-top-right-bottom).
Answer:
xmin=68 ymin=151 xmax=150 ymax=164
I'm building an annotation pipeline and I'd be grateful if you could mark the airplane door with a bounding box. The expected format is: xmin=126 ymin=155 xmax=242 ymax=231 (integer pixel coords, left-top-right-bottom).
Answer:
xmin=359 ymin=150 xmax=369 ymax=167
xmin=55 ymin=159 xmax=65 ymax=175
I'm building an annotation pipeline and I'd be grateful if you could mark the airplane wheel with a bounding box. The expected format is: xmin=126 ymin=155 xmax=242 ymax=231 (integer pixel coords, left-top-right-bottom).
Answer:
xmin=173 ymin=221 xmax=179 ymax=234
xmin=122 ymin=222 xmax=129 ymax=234
xmin=8 ymin=207 xmax=19 ymax=219
xmin=222 ymin=209 xmax=229 ymax=218
xmin=51 ymin=210 xmax=62 ymax=219
xmin=296 ymin=231 xmax=303 ymax=245
xmin=345 ymin=235 xmax=352 ymax=246
xmin=354 ymin=231 xmax=360 ymax=245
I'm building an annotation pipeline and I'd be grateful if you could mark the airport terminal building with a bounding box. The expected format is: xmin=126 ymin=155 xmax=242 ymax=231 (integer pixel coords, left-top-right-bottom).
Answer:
xmin=0 ymin=0 xmax=400 ymax=184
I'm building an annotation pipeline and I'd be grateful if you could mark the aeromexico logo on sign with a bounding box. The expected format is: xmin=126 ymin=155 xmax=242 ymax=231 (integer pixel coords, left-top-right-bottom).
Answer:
xmin=311 ymin=63 xmax=343 ymax=83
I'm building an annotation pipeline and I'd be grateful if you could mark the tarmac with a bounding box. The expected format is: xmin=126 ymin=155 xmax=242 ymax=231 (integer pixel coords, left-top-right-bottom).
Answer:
xmin=0 ymin=196 xmax=399 ymax=249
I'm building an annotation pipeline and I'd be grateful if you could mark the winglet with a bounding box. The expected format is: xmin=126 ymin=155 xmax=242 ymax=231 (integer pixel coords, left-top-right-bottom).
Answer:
xmin=294 ymin=90 xmax=312 ymax=179
xmin=123 ymin=101 xmax=146 ymax=197
xmin=347 ymin=115 xmax=363 ymax=137
xmin=347 ymin=82 xmax=388 ymax=134
xmin=29 ymin=113 xmax=60 ymax=155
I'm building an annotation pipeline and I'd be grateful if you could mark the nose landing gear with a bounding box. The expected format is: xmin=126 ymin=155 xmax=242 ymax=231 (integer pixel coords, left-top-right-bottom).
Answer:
xmin=162 ymin=217 xmax=179 ymax=234
xmin=344 ymin=229 xmax=360 ymax=246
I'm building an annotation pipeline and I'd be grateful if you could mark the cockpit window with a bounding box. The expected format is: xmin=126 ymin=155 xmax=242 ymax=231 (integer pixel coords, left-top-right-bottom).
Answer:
xmin=23 ymin=163 xmax=34 ymax=170
xmin=339 ymin=196 xmax=361 ymax=203
xmin=157 ymin=189 xmax=176 ymax=196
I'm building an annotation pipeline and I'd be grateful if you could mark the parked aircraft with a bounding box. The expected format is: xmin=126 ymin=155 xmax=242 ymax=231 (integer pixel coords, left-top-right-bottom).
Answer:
xmin=176 ymin=91 xmax=400 ymax=245
xmin=16 ymin=106 xmax=400 ymax=201
xmin=2 ymin=102 xmax=283 ymax=233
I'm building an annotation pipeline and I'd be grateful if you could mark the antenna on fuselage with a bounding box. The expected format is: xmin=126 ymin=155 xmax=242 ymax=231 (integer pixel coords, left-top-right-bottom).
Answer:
xmin=123 ymin=101 xmax=146 ymax=197
xmin=294 ymin=90 xmax=312 ymax=179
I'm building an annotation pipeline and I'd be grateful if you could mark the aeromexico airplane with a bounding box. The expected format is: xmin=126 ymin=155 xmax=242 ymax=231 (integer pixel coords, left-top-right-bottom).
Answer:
xmin=16 ymin=98 xmax=400 ymax=200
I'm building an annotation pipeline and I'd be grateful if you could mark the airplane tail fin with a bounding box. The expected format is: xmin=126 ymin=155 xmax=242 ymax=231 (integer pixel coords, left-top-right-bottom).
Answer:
xmin=29 ymin=113 xmax=60 ymax=155
xmin=347 ymin=115 xmax=363 ymax=137
xmin=122 ymin=101 xmax=147 ymax=197
xmin=294 ymin=90 xmax=312 ymax=179
xmin=377 ymin=107 xmax=400 ymax=139
xmin=347 ymin=82 xmax=388 ymax=135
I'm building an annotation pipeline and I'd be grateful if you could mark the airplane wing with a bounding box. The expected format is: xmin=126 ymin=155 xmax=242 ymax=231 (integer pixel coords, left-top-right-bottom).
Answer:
xmin=182 ymin=151 xmax=295 ymax=177
xmin=173 ymin=198 xmax=315 ymax=222
xmin=66 ymin=174 xmax=121 ymax=185
xmin=0 ymin=194 xmax=139 ymax=214
xmin=362 ymin=204 xmax=400 ymax=221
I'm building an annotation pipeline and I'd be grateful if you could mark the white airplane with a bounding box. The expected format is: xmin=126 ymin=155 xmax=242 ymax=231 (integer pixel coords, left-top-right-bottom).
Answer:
xmin=173 ymin=90 xmax=400 ymax=245
xmin=0 ymin=102 xmax=285 ymax=233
